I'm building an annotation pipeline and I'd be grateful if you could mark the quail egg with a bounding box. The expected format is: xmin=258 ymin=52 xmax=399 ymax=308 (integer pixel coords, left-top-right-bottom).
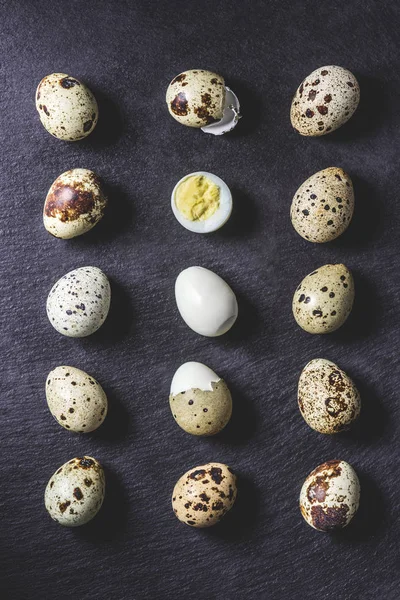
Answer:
xmin=290 ymin=167 xmax=354 ymax=243
xmin=172 ymin=462 xmax=237 ymax=527
xmin=175 ymin=266 xmax=238 ymax=336
xmin=300 ymin=460 xmax=360 ymax=531
xmin=47 ymin=266 xmax=111 ymax=337
xmin=36 ymin=73 xmax=98 ymax=141
xmin=166 ymin=69 xmax=240 ymax=135
xmin=45 ymin=456 xmax=105 ymax=526
xmin=43 ymin=169 xmax=107 ymax=239
xmin=290 ymin=66 xmax=360 ymax=136
xmin=292 ymin=264 xmax=354 ymax=334
xmin=298 ymin=359 xmax=361 ymax=434
xmin=46 ymin=366 xmax=108 ymax=433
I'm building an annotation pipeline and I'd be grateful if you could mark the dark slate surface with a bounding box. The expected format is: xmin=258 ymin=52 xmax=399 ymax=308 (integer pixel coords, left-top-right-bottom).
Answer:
xmin=1 ymin=1 xmax=399 ymax=598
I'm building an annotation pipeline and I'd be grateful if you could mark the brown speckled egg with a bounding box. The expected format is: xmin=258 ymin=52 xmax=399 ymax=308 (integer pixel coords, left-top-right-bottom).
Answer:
xmin=36 ymin=73 xmax=98 ymax=141
xmin=290 ymin=167 xmax=354 ymax=243
xmin=43 ymin=169 xmax=107 ymax=239
xmin=290 ymin=66 xmax=360 ymax=136
xmin=45 ymin=456 xmax=105 ymax=526
xmin=300 ymin=460 xmax=360 ymax=531
xmin=298 ymin=359 xmax=361 ymax=434
xmin=292 ymin=264 xmax=354 ymax=334
xmin=166 ymin=70 xmax=226 ymax=127
xmin=172 ymin=462 xmax=237 ymax=527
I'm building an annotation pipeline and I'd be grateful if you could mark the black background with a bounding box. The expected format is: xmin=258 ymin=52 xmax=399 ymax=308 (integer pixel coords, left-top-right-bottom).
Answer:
xmin=1 ymin=1 xmax=399 ymax=599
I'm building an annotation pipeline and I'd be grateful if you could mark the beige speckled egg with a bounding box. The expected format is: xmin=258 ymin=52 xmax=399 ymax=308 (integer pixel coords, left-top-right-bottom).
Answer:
xmin=290 ymin=66 xmax=360 ymax=136
xmin=46 ymin=266 xmax=111 ymax=337
xmin=36 ymin=73 xmax=98 ymax=141
xmin=300 ymin=460 xmax=360 ymax=531
xmin=172 ymin=463 xmax=237 ymax=527
xmin=43 ymin=169 xmax=107 ymax=239
xmin=290 ymin=167 xmax=354 ymax=243
xmin=298 ymin=359 xmax=361 ymax=434
xmin=46 ymin=366 xmax=108 ymax=433
xmin=45 ymin=456 xmax=105 ymax=526
xmin=293 ymin=264 xmax=354 ymax=334
xmin=166 ymin=70 xmax=226 ymax=127
xmin=169 ymin=362 xmax=232 ymax=436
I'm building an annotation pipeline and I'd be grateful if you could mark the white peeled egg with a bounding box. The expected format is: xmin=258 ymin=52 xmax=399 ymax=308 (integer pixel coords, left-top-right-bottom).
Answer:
xmin=171 ymin=362 xmax=220 ymax=395
xmin=175 ymin=266 xmax=238 ymax=336
xmin=171 ymin=171 xmax=232 ymax=233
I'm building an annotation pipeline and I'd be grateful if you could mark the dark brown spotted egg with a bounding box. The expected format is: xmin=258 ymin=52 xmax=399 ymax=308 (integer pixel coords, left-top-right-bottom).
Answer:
xmin=45 ymin=456 xmax=105 ymax=526
xmin=172 ymin=463 xmax=237 ymax=527
xmin=290 ymin=167 xmax=354 ymax=243
xmin=36 ymin=73 xmax=98 ymax=141
xmin=300 ymin=460 xmax=360 ymax=531
xmin=290 ymin=66 xmax=360 ymax=136
xmin=43 ymin=169 xmax=107 ymax=239
xmin=292 ymin=264 xmax=354 ymax=334
xmin=298 ymin=359 xmax=361 ymax=434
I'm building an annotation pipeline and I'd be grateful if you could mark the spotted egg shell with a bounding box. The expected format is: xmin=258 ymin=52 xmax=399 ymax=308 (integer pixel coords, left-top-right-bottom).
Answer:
xmin=46 ymin=366 xmax=108 ymax=433
xmin=290 ymin=66 xmax=360 ymax=136
xmin=166 ymin=70 xmax=226 ymax=127
xmin=172 ymin=462 xmax=237 ymax=528
xmin=45 ymin=456 xmax=105 ymax=526
xmin=290 ymin=167 xmax=354 ymax=243
xmin=298 ymin=359 xmax=361 ymax=434
xmin=46 ymin=266 xmax=111 ymax=337
xmin=300 ymin=460 xmax=360 ymax=531
xmin=36 ymin=73 xmax=98 ymax=141
xmin=292 ymin=264 xmax=354 ymax=334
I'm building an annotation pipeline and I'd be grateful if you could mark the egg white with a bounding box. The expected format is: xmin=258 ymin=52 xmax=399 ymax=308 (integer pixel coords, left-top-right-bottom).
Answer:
xmin=170 ymin=361 xmax=220 ymax=396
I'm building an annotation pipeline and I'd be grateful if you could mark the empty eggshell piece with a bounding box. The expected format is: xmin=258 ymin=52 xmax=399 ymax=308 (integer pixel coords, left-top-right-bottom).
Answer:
xmin=46 ymin=366 xmax=108 ymax=433
xmin=290 ymin=167 xmax=354 ymax=243
xmin=172 ymin=462 xmax=237 ymax=527
xmin=298 ymin=359 xmax=361 ymax=434
xmin=290 ymin=66 xmax=360 ymax=136
xmin=45 ymin=456 xmax=105 ymax=526
xmin=300 ymin=460 xmax=360 ymax=531
xmin=175 ymin=266 xmax=238 ymax=337
xmin=43 ymin=169 xmax=107 ymax=239
xmin=36 ymin=73 xmax=98 ymax=141
xmin=46 ymin=266 xmax=111 ymax=337
xmin=169 ymin=362 xmax=232 ymax=436
xmin=292 ymin=264 xmax=354 ymax=334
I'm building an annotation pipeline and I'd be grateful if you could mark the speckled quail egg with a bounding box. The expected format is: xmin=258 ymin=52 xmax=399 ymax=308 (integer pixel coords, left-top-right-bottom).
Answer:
xmin=290 ymin=167 xmax=354 ymax=243
xmin=175 ymin=266 xmax=238 ymax=337
xmin=172 ymin=462 xmax=237 ymax=527
xmin=292 ymin=264 xmax=354 ymax=334
xmin=36 ymin=73 xmax=98 ymax=141
xmin=47 ymin=266 xmax=111 ymax=337
xmin=298 ymin=359 xmax=361 ymax=434
xmin=46 ymin=366 xmax=108 ymax=433
xmin=169 ymin=362 xmax=232 ymax=436
xmin=166 ymin=69 xmax=240 ymax=135
xmin=45 ymin=456 xmax=105 ymax=526
xmin=300 ymin=460 xmax=360 ymax=531
xmin=43 ymin=169 xmax=107 ymax=239
xmin=290 ymin=66 xmax=360 ymax=136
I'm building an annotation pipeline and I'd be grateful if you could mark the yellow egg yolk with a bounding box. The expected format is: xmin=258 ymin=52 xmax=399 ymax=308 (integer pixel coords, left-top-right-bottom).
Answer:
xmin=175 ymin=175 xmax=220 ymax=221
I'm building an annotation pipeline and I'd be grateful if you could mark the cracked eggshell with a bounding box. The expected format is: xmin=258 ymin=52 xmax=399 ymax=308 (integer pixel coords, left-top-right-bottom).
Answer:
xmin=292 ymin=264 xmax=354 ymax=334
xmin=46 ymin=366 xmax=108 ymax=433
xmin=175 ymin=266 xmax=238 ymax=337
xmin=290 ymin=167 xmax=354 ymax=243
xmin=300 ymin=460 xmax=360 ymax=531
xmin=298 ymin=359 xmax=361 ymax=434
xmin=45 ymin=456 xmax=105 ymax=526
xmin=36 ymin=73 xmax=98 ymax=141
xmin=43 ymin=169 xmax=107 ymax=239
xmin=172 ymin=463 xmax=237 ymax=527
xmin=169 ymin=362 xmax=232 ymax=436
xmin=290 ymin=66 xmax=360 ymax=136
xmin=46 ymin=266 xmax=111 ymax=337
